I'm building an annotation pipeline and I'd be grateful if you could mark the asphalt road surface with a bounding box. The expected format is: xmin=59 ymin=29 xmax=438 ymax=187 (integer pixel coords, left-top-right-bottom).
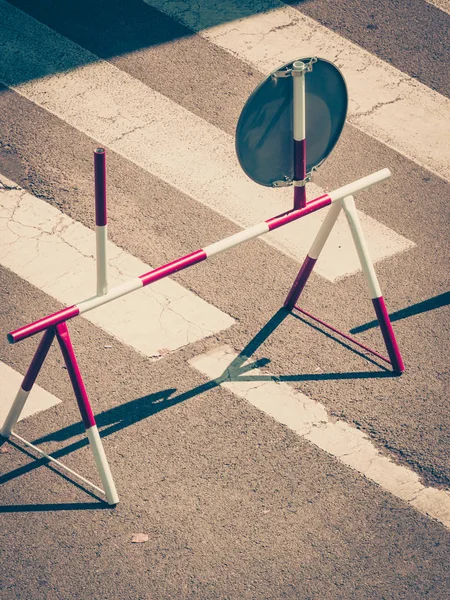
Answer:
xmin=0 ymin=1 xmax=449 ymax=598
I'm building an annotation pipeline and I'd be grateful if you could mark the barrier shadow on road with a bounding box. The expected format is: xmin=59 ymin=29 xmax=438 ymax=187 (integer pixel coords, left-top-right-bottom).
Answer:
xmin=0 ymin=438 xmax=111 ymax=512
xmin=0 ymin=307 xmax=395 ymax=508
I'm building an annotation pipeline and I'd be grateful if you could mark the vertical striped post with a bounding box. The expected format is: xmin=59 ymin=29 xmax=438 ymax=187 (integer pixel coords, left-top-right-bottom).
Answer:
xmin=292 ymin=61 xmax=307 ymax=210
xmin=1 ymin=327 xmax=55 ymax=438
xmin=94 ymin=148 xmax=108 ymax=297
xmin=285 ymin=201 xmax=343 ymax=309
xmin=55 ymin=322 xmax=119 ymax=504
xmin=341 ymin=196 xmax=404 ymax=373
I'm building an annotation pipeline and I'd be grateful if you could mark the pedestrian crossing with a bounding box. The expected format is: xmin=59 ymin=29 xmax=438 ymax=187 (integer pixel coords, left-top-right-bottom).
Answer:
xmin=425 ymin=0 xmax=450 ymax=13
xmin=0 ymin=0 xmax=448 ymax=527
xmin=0 ymin=0 xmax=414 ymax=282
xmin=0 ymin=361 xmax=61 ymax=424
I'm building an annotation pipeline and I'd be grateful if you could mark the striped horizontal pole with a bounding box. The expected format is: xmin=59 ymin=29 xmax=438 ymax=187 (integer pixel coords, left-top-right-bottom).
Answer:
xmin=7 ymin=169 xmax=391 ymax=345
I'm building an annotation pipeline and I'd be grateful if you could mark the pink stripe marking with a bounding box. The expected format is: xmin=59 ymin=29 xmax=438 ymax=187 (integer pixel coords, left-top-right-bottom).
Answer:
xmin=284 ymin=255 xmax=317 ymax=309
xmin=8 ymin=305 xmax=80 ymax=344
xmin=294 ymin=186 xmax=307 ymax=210
xmin=372 ymin=296 xmax=405 ymax=373
xmin=94 ymin=148 xmax=107 ymax=226
xmin=139 ymin=249 xmax=207 ymax=287
xmin=266 ymin=194 xmax=331 ymax=231
xmin=56 ymin=322 xmax=96 ymax=429
xmin=22 ymin=328 xmax=56 ymax=392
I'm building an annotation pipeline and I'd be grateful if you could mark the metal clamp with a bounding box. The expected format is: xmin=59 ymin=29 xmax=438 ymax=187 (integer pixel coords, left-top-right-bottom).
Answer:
xmin=271 ymin=68 xmax=292 ymax=79
xmin=293 ymin=173 xmax=313 ymax=187
xmin=272 ymin=57 xmax=317 ymax=79
xmin=273 ymin=177 xmax=293 ymax=187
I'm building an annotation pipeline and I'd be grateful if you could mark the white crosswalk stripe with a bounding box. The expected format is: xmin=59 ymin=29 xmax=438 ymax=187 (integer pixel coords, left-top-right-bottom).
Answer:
xmin=0 ymin=177 xmax=234 ymax=359
xmin=0 ymin=0 xmax=414 ymax=282
xmin=425 ymin=0 xmax=450 ymax=14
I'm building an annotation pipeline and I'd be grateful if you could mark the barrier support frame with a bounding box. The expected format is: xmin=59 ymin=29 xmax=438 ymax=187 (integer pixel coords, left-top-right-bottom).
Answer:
xmin=284 ymin=195 xmax=404 ymax=373
xmin=2 ymin=164 xmax=397 ymax=506
xmin=1 ymin=322 xmax=119 ymax=505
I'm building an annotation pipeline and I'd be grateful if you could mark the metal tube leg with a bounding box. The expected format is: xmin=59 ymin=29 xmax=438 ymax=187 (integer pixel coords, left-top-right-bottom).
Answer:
xmin=1 ymin=328 xmax=55 ymax=438
xmin=341 ymin=195 xmax=404 ymax=373
xmin=284 ymin=201 xmax=343 ymax=309
xmin=56 ymin=322 xmax=119 ymax=504
xmin=95 ymin=148 xmax=108 ymax=297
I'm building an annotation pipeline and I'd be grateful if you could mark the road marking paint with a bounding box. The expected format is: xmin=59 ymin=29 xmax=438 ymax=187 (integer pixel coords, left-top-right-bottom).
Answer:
xmin=146 ymin=0 xmax=450 ymax=182
xmin=0 ymin=177 xmax=234 ymax=358
xmin=425 ymin=0 xmax=450 ymax=14
xmin=0 ymin=1 xmax=414 ymax=281
xmin=0 ymin=361 xmax=61 ymax=425
xmin=189 ymin=346 xmax=450 ymax=528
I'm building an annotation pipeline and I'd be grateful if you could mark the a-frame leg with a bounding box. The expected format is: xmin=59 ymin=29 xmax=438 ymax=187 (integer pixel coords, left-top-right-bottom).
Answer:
xmin=55 ymin=322 xmax=119 ymax=505
xmin=285 ymin=200 xmax=343 ymax=309
xmin=1 ymin=327 xmax=55 ymax=438
xmin=341 ymin=196 xmax=404 ymax=373
xmin=284 ymin=196 xmax=404 ymax=373
xmin=2 ymin=323 xmax=119 ymax=504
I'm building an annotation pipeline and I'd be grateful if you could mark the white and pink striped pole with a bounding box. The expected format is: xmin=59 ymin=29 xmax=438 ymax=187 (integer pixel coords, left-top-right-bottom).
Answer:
xmin=292 ymin=60 xmax=307 ymax=210
xmin=1 ymin=327 xmax=55 ymax=438
xmin=94 ymin=148 xmax=108 ymax=297
xmin=55 ymin=322 xmax=119 ymax=504
xmin=7 ymin=169 xmax=391 ymax=346
xmin=341 ymin=196 xmax=404 ymax=373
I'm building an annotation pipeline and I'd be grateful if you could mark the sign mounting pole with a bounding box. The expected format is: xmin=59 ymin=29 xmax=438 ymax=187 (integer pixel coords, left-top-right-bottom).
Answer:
xmin=292 ymin=60 xmax=308 ymax=209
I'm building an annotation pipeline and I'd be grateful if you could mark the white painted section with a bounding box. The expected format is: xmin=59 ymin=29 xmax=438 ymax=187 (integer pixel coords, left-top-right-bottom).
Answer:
xmin=10 ymin=431 xmax=105 ymax=496
xmin=0 ymin=361 xmax=61 ymax=430
xmin=86 ymin=425 xmax=119 ymax=504
xmin=292 ymin=63 xmax=306 ymax=141
xmin=205 ymin=222 xmax=269 ymax=257
xmin=189 ymin=346 xmax=450 ymax=529
xmin=96 ymin=225 xmax=108 ymax=296
xmin=0 ymin=2 xmax=414 ymax=282
xmin=1 ymin=387 xmax=30 ymax=438
xmin=77 ymin=278 xmax=143 ymax=314
xmin=425 ymin=0 xmax=450 ymax=14
xmin=0 ymin=179 xmax=234 ymax=359
xmin=342 ymin=196 xmax=382 ymax=299
xmin=145 ymin=0 xmax=450 ymax=182
xmin=328 ymin=169 xmax=392 ymax=202
xmin=309 ymin=201 xmax=342 ymax=260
